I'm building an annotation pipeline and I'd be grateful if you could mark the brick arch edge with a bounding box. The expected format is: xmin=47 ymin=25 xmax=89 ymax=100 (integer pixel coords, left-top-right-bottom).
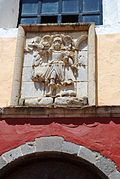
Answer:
xmin=0 ymin=136 xmax=120 ymax=179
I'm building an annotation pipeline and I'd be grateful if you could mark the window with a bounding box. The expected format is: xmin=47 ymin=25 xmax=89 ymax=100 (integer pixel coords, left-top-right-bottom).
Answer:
xmin=19 ymin=0 xmax=102 ymax=25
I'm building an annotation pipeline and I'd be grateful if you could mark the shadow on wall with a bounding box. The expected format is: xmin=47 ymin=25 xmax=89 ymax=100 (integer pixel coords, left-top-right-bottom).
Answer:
xmin=3 ymin=116 xmax=120 ymax=126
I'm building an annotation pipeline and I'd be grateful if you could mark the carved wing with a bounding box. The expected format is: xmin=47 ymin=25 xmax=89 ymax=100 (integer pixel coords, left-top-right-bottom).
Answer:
xmin=75 ymin=35 xmax=88 ymax=51
xmin=25 ymin=36 xmax=41 ymax=52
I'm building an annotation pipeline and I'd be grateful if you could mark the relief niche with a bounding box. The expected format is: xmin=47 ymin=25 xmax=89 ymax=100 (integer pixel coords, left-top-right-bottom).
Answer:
xmin=20 ymin=29 xmax=91 ymax=107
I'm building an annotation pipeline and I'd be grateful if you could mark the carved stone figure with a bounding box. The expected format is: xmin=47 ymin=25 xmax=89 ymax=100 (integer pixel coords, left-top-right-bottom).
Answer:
xmin=23 ymin=34 xmax=88 ymax=107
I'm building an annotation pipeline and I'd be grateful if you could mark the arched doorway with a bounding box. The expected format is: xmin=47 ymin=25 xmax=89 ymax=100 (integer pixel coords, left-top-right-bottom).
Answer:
xmin=0 ymin=152 xmax=108 ymax=179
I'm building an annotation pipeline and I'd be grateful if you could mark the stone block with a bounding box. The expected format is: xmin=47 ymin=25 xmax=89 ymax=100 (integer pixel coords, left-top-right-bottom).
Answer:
xmin=54 ymin=97 xmax=87 ymax=107
xmin=96 ymin=106 xmax=111 ymax=117
xmin=78 ymin=51 xmax=88 ymax=66
xmin=109 ymin=171 xmax=120 ymax=179
xmin=25 ymin=97 xmax=53 ymax=107
xmin=77 ymin=65 xmax=88 ymax=81
xmin=22 ymin=66 xmax=32 ymax=82
xmin=11 ymin=80 xmax=21 ymax=106
xmin=88 ymin=24 xmax=95 ymax=54
xmin=78 ymin=146 xmax=96 ymax=164
xmin=23 ymin=53 xmax=33 ymax=67
xmin=38 ymin=97 xmax=53 ymax=106
xmin=88 ymin=79 xmax=95 ymax=106
xmin=77 ymin=82 xmax=88 ymax=98
xmin=15 ymin=38 xmax=24 ymax=58
xmin=18 ymin=26 xmax=25 ymax=38
xmin=54 ymin=97 xmax=73 ymax=107
xmin=80 ymin=41 xmax=88 ymax=51
xmin=64 ymin=108 xmax=84 ymax=117
xmin=21 ymin=142 xmax=36 ymax=155
xmin=25 ymin=98 xmax=39 ymax=106
xmin=2 ymin=147 xmax=22 ymax=163
xmin=95 ymin=156 xmax=116 ymax=176
xmin=0 ymin=156 xmax=7 ymax=169
xmin=62 ymin=141 xmax=79 ymax=155
xmin=12 ymin=57 xmax=23 ymax=82
xmin=35 ymin=136 xmax=64 ymax=152
xmin=21 ymin=81 xmax=44 ymax=98
xmin=48 ymin=108 xmax=65 ymax=117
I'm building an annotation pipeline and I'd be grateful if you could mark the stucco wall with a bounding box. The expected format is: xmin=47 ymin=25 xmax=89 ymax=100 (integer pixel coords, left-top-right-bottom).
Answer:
xmin=0 ymin=29 xmax=17 ymax=107
xmin=97 ymin=34 xmax=120 ymax=105
xmin=96 ymin=25 xmax=120 ymax=105
xmin=0 ymin=118 xmax=120 ymax=172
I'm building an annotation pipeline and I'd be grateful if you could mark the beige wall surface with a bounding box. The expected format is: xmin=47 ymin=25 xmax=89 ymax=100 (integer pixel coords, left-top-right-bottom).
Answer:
xmin=97 ymin=33 xmax=120 ymax=105
xmin=0 ymin=38 xmax=17 ymax=107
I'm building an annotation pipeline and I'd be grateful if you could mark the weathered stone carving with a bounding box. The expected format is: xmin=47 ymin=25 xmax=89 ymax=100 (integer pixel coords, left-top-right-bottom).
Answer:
xmin=23 ymin=33 xmax=88 ymax=107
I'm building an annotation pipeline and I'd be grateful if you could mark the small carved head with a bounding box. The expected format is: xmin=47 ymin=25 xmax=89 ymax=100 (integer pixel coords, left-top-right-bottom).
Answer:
xmin=40 ymin=35 xmax=52 ymax=50
xmin=52 ymin=35 xmax=63 ymax=51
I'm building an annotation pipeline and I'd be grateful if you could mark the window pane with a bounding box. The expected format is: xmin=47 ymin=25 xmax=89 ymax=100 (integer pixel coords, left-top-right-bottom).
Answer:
xmin=41 ymin=16 xmax=57 ymax=23
xmin=41 ymin=0 xmax=59 ymax=14
xmin=83 ymin=0 xmax=101 ymax=12
xmin=62 ymin=0 xmax=79 ymax=13
xmin=82 ymin=15 xmax=101 ymax=25
xmin=20 ymin=17 xmax=38 ymax=24
xmin=21 ymin=0 xmax=38 ymax=14
xmin=62 ymin=15 xmax=78 ymax=23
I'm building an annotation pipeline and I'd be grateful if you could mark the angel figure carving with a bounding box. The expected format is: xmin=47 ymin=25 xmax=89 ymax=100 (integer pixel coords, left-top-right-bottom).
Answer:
xmin=26 ymin=34 xmax=87 ymax=98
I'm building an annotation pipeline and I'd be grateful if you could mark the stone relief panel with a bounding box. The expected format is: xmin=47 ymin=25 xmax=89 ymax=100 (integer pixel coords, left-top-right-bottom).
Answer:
xmin=21 ymin=32 xmax=88 ymax=107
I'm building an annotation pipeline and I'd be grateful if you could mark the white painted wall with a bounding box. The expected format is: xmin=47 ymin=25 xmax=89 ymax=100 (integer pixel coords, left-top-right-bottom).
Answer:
xmin=0 ymin=28 xmax=18 ymax=37
xmin=102 ymin=0 xmax=118 ymax=25
xmin=0 ymin=0 xmax=20 ymax=28
xmin=96 ymin=0 xmax=120 ymax=35
xmin=102 ymin=0 xmax=120 ymax=25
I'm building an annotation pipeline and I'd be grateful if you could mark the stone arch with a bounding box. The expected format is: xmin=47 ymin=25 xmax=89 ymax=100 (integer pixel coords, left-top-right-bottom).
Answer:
xmin=0 ymin=136 xmax=120 ymax=178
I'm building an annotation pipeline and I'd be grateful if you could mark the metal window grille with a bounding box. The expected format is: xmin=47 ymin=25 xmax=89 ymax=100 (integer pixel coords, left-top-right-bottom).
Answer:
xmin=18 ymin=0 xmax=102 ymax=25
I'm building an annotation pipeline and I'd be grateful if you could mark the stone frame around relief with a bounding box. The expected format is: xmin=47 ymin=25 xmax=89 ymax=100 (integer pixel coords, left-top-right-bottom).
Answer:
xmin=10 ymin=23 xmax=96 ymax=107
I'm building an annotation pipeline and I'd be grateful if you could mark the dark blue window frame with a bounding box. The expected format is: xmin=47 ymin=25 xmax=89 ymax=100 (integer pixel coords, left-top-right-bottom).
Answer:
xmin=18 ymin=0 xmax=102 ymax=25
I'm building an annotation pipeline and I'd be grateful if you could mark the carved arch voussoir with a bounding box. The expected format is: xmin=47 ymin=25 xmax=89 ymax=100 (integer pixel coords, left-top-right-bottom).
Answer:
xmin=0 ymin=136 xmax=119 ymax=178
